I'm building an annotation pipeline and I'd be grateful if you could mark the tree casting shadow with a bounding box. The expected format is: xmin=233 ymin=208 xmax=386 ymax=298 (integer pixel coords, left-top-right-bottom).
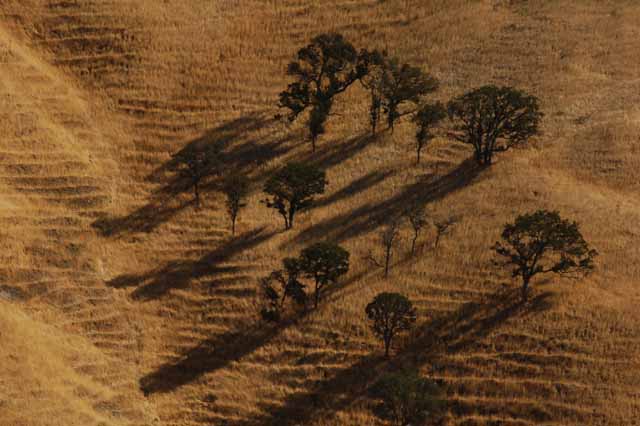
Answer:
xmin=93 ymin=111 xmax=295 ymax=237
xmin=236 ymin=287 xmax=552 ymax=426
xmin=294 ymin=157 xmax=486 ymax=245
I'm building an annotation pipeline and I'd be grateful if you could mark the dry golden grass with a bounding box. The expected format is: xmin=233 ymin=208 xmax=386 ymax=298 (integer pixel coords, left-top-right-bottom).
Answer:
xmin=1 ymin=1 xmax=639 ymax=425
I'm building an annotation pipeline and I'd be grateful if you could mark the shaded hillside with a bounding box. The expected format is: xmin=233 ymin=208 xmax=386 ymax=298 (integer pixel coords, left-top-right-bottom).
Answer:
xmin=1 ymin=1 xmax=639 ymax=425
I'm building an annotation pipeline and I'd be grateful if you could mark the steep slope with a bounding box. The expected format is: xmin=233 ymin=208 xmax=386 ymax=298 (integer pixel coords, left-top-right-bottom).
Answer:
xmin=0 ymin=1 xmax=639 ymax=426
xmin=0 ymin=17 xmax=155 ymax=426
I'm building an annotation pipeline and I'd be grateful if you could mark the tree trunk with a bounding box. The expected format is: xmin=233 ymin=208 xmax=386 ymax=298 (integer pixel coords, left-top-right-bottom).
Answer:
xmin=521 ymin=276 xmax=530 ymax=301
xmin=411 ymin=231 xmax=418 ymax=256
xmin=416 ymin=146 xmax=421 ymax=165
xmin=384 ymin=336 xmax=391 ymax=358
xmin=288 ymin=207 xmax=295 ymax=230
xmin=314 ymin=280 xmax=320 ymax=309
xmin=472 ymin=144 xmax=482 ymax=165
xmin=194 ymin=181 xmax=200 ymax=209
xmin=311 ymin=134 xmax=317 ymax=152
xmin=384 ymin=246 xmax=391 ymax=278
xmin=231 ymin=214 xmax=236 ymax=236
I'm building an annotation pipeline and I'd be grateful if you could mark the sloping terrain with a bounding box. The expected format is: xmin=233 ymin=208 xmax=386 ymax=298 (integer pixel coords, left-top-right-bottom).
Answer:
xmin=1 ymin=1 xmax=639 ymax=425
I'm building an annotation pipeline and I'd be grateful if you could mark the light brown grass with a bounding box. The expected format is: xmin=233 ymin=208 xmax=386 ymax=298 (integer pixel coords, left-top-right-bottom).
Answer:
xmin=0 ymin=1 xmax=639 ymax=425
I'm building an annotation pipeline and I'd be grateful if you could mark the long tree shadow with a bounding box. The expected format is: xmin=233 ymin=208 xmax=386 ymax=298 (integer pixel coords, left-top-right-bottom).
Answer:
xmin=294 ymin=157 xmax=486 ymax=245
xmin=312 ymin=169 xmax=395 ymax=210
xmin=237 ymin=287 xmax=552 ymax=426
xmin=93 ymin=111 xmax=297 ymax=237
xmin=139 ymin=321 xmax=295 ymax=395
xmin=297 ymin=132 xmax=378 ymax=171
xmin=107 ymin=227 xmax=275 ymax=301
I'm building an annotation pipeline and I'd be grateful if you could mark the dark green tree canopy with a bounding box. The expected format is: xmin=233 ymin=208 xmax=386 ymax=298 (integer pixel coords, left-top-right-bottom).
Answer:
xmin=172 ymin=143 xmax=221 ymax=208
xmin=279 ymin=33 xmax=363 ymax=150
xmin=365 ymin=292 xmax=416 ymax=358
xmin=381 ymin=56 xmax=438 ymax=132
xmin=371 ymin=369 xmax=445 ymax=426
xmin=260 ymin=257 xmax=307 ymax=322
xmin=263 ymin=162 xmax=327 ymax=230
xmin=357 ymin=49 xmax=438 ymax=134
xmin=447 ymin=85 xmax=542 ymax=165
xmin=412 ymin=101 xmax=446 ymax=164
xmin=493 ymin=209 xmax=598 ymax=300
xmin=357 ymin=48 xmax=387 ymax=135
xmin=299 ymin=241 xmax=350 ymax=308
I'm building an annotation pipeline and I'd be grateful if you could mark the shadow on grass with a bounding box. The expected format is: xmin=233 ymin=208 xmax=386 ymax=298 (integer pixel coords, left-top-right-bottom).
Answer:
xmin=93 ymin=111 xmax=296 ymax=237
xmin=312 ymin=169 xmax=395 ymax=210
xmin=235 ymin=287 xmax=552 ymax=426
xmin=107 ymin=227 xmax=275 ymax=301
xmin=139 ymin=322 xmax=292 ymax=395
xmin=293 ymin=157 xmax=486 ymax=245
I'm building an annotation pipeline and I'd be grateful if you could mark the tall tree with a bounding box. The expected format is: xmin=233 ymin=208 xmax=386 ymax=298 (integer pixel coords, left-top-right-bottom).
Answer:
xmin=260 ymin=257 xmax=307 ymax=322
xmin=221 ymin=172 xmax=249 ymax=235
xmin=365 ymin=292 xmax=416 ymax=358
xmin=381 ymin=219 xmax=402 ymax=278
xmin=371 ymin=369 xmax=445 ymax=426
xmin=447 ymin=85 xmax=543 ymax=166
xmin=262 ymin=162 xmax=327 ymax=230
xmin=173 ymin=144 xmax=220 ymax=208
xmin=358 ymin=49 xmax=387 ymax=135
xmin=412 ymin=102 xmax=446 ymax=164
xmin=404 ymin=204 xmax=428 ymax=256
xmin=380 ymin=57 xmax=438 ymax=133
xmin=433 ymin=215 xmax=458 ymax=251
xmin=279 ymin=33 xmax=363 ymax=151
xmin=299 ymin=242 xmax=350 ymax=308
xmin=493 ymin=210 xmax=598 ymax=301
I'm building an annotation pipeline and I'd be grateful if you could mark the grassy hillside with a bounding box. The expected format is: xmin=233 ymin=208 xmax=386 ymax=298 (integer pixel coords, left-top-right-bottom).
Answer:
xmin=1 ymin=1 xmax=639 ymax=425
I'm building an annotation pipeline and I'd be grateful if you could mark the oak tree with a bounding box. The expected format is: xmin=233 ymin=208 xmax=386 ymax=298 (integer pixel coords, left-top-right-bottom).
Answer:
xmin=493 ymin=210 xmax=598 ymax=301
xmin=380 ymin=57 xmax=438 ymax=133
xmin=358 ymin=49 xmax=387 ymax=135
xmin=221 ymin=172 xmax=249 ymax=235
xmin=299 ymin=242 xmax=350 ymax=308
xmin=263 ymin=162 xmax=327 ymax=230
xmin=447 ymin=85 xmax=542 ymax=166
xmin=279 ymin=33 xmax=363 ymax=151
xmin=371 ymin=369 xmax=445 ymax=426
xmin=381 ymin=219 xmax=402 ymax=278
xmin=260 ymin=257 xmax=307 ymax=322
xmin=365 ymin=292 xmax=416 ymax=358
xmin=413 ymin=102 xmax=446 ymax=164
xmin=173 ymin=144 xmax=220 ymax=208
xmin=404 ymin=204 xmax=428 ymax=256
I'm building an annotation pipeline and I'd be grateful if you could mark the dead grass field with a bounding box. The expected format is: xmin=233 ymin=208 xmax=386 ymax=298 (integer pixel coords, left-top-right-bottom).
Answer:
xmin=0 ymin=1 xmax=639 ymax=425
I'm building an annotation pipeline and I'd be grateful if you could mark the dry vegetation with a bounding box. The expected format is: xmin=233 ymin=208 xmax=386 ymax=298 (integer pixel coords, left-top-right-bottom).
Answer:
xmin=0 ymin=1 xmax=639 ymax=425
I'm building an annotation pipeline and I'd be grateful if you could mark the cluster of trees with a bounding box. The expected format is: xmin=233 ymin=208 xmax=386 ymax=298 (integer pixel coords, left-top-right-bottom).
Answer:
xmin=169 ymin=32 xmax=597 ymax=426
xmin=260 ymin=241 xmax=350 ymax=321
xmin=279 ymin=32 xmax=544 ymax=167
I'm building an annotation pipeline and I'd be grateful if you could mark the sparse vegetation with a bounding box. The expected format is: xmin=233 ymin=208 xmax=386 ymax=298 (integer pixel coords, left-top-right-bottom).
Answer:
xmin=365 ymin=292 xmax=416 ymax=358
xmin=3 ymin=2 xmax=639 ymax=425
xmin=262 ymin=162 xmax=327 ymax=229
xmin=447 ymin=85 xmax=543 ymax=165
xmin=493 ymin=210 xmax=598 ymax=300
